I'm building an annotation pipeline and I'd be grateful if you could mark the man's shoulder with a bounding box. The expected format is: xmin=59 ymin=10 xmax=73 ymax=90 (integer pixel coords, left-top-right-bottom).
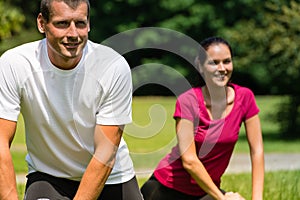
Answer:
xmin=86 ymin=40 xmax=121 ymax=58
xmin=1 ymin=39 xmax=44 ymax=59
xmin=85 ymin=40 xmax=127 ymax=72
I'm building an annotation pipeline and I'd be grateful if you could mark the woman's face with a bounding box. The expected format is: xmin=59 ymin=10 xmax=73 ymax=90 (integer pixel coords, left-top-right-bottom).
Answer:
xmin=201 ymin=43 xmax=233 ymax=87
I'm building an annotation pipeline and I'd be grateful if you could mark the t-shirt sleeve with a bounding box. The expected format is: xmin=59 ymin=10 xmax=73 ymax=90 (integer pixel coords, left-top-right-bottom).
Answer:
xmin=96 ymin=56 xmax=132 ymax=125
xmin=173 ymin=89 xmax=199 ymax=123
xmin=0 ymin=52 xmax=21 ymax=121
xmin=242 ymin=88 xmax=260 ymax=120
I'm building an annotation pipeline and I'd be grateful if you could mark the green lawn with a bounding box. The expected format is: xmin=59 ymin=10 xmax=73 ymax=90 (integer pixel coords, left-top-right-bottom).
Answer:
xmin=11 ymin=95 xmax=300 ymax=172
xmin=137 ymin=170 xmax=300 ymax=200
xmin=11 ymin=95 xmax=300 ymax=199
xmin=221 ymin=170 xmax=300 ymax=200
xmin=124 ymin=95 xmax=300 ymax=169
xmin=17 ymin=170 xmax=300 ymax=200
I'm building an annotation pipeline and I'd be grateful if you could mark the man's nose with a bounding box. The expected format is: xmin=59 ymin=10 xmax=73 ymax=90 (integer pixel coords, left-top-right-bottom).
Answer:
xmin=66 ymin=22 xmax=78 ymax=37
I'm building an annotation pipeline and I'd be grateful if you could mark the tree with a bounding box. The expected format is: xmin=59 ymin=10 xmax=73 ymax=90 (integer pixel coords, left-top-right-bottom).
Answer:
xmin=89 ymin=0 xmax=263 ymax=95
xmin=0 ymin=1 xmax=25 ymax=41
xmin=222 ymin=0 xmax=300 ymax=139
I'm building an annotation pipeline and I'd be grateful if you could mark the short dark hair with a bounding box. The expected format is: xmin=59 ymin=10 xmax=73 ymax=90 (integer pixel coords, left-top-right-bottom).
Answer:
xmin=40 ymin=0 xmax=90 ymax=22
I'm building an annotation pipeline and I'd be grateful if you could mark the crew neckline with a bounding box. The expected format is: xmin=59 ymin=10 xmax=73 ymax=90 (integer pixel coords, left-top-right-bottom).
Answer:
xmin=43 ymin=39 xmax=86 ymax=76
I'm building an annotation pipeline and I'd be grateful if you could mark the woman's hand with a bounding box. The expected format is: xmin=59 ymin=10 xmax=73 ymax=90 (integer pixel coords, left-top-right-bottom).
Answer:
xmin=224 ymin=192 xmax=245 ymax=200
xmin=200 ymin=191 xmax=245 ymax=200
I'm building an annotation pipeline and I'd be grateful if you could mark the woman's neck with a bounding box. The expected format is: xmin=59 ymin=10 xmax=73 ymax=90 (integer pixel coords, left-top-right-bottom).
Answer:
xmin=202 ymin=85 xmax=235 ymax=119
xmin=202 ymin=85 xmax=234 ymax=105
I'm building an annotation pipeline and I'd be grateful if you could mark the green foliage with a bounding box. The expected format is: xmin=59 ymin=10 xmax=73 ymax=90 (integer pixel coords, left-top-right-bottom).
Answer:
xmin=0 ymin=29 xmax=43 ymax=55
xmin=0 ymin=1 xmax=25 ymax=41
xmin=222 ymin=1 xmax=300 ymax=138
xmin=3 ymin=0 xmax=300 ymax=137
xmin=89 ymin=0 xmax=263 ymax=96
xmin=89 ymin=0 xmax=262 ymax=42
xmin=222 ymin=0 xmax=300 ymax=94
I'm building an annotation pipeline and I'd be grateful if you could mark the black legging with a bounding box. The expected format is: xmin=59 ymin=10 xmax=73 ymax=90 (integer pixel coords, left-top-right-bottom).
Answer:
xmin=24 ymin=172 xmax=143 ymax=200
xmin=141 ymin=174 xmax=205 ymax=200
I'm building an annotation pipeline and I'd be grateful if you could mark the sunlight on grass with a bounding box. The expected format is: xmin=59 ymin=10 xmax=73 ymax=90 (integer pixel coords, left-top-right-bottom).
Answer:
xmin=124 ymin=97 xmax=177 ymax=169
xmin=124 ymin=96 xmax=176 ymax=152
xmin=17 ymin=184 xmax=25 ymax=200
xmin=13 ymin=115 xmax=25 ymax=144
xmin=137 ymin=170 xmax=300 ymax=200
xmin=221 ymin=170 xmax=300 ymax=200
xmin=12 ymin=96 xmax=300 ymax=199
xmin=12 ymin=95 xmax=300 ymax=171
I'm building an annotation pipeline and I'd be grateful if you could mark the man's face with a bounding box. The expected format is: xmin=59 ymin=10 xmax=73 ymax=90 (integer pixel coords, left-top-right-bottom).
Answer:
xmin=37 ymin=1 xmax=90 ymax=69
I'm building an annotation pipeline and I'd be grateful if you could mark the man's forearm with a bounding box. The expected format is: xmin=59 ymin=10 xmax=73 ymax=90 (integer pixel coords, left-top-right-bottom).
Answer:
xmin=73 ymin=125 xmax=122 ymax=200
xmin=0 ymin=149 xmax=18 ymax=200
xmin=73 ymin=155 xmax=114 ymax=200
xmin=0 ymin=119 xmax=18 ymax=199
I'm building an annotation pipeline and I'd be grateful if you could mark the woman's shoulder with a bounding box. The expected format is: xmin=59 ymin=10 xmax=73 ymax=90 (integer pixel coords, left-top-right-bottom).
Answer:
xmin=230 ymin=83 xmax=258 ymax=110
xmin=178 ymin=87 xmax=202 ymax=100
xmin=230 ymin=83 xmax=255 ymax=96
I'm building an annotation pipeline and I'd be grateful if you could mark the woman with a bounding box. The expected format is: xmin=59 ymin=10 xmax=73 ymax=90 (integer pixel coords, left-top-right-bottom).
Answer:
xmin=141 ymin=36 xmax=264 ymax=200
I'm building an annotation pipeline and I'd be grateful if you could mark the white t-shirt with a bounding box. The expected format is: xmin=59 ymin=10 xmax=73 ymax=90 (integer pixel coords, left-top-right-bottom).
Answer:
xmin=0 ymin=39 xmax=135 ymax=184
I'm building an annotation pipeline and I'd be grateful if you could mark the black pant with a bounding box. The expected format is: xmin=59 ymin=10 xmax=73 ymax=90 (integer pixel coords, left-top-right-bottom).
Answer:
xmin=141 ymin=174 xmax=205 ymax=200
xmin=24 ymin=172 xmax=143 ymax=200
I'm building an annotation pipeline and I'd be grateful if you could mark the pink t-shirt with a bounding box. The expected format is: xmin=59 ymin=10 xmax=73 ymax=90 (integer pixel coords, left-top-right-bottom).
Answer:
xmin=154 ymin=83 xmax=259 ymax=196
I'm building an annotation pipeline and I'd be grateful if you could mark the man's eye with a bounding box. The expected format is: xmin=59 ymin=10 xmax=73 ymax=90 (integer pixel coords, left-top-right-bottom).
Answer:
xmin=76 ymin=21 xmax=88 ymax=28
xmin=55 ymin=21 xmax=69 ymax=28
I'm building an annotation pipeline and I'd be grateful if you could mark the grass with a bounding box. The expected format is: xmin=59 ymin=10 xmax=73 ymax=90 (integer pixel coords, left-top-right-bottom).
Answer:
xmin=224 ymin=170 xmax=300 ymax=199
xmin=124 ymin=95 xmax=300 ymax=170
xmin=137 ymin=170 xmax=300 ymax=200
xmin=17 ymin=170 xmax=300 ymax=200
xmin=10 ymin=95 xmax=300 ymax=199
xmin=222 ymin=170 xmax=300 ymax=200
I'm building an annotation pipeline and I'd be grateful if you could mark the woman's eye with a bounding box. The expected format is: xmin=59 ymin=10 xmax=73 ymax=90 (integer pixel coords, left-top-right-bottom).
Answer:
xmin=207 ymin=60 xmax=216 ymax=65
xmin=223 ymin=59 xmax=232 ymax=64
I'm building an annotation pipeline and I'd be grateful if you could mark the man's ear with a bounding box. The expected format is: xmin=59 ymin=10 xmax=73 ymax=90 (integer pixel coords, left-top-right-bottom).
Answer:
xmin=37 ymin=13 xmax=46 ymax=33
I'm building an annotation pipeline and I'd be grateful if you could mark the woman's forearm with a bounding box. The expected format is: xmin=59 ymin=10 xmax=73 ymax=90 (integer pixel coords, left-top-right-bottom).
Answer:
xmin=183 ymin=158 xmax=225 ymax=200
xmin=251 ymin=151 xmax=264 ymax=200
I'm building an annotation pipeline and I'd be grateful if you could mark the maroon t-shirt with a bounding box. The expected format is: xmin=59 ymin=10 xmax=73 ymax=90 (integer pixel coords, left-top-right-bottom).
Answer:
xmin=154 ymin=83 xmax=259 ymax=196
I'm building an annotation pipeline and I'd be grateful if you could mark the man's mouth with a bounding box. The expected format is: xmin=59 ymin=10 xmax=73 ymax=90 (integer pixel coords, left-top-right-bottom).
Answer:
xmin=63 ymin=42 xmax=80 ymax=49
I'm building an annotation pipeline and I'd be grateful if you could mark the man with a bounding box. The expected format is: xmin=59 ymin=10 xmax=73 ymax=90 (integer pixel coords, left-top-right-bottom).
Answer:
xmin=0 ymin=0 xmax=143 ymax=199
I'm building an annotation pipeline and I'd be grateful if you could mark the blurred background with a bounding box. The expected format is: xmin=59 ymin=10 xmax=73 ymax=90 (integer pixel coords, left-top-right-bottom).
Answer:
xmin=1 ymin=0 xmax=300 ymax=139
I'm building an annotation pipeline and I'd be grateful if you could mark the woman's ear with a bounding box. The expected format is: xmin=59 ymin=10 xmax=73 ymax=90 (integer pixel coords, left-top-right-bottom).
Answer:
xmin=195 ymin=56 xmax=203 ymax=74
xmin=37 ymin=13 xmax=45 ymax=33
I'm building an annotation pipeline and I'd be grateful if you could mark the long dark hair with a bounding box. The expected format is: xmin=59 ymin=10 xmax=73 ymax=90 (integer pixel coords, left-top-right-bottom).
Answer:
xmin=193 ymin=36 xmax=233 ymax=87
